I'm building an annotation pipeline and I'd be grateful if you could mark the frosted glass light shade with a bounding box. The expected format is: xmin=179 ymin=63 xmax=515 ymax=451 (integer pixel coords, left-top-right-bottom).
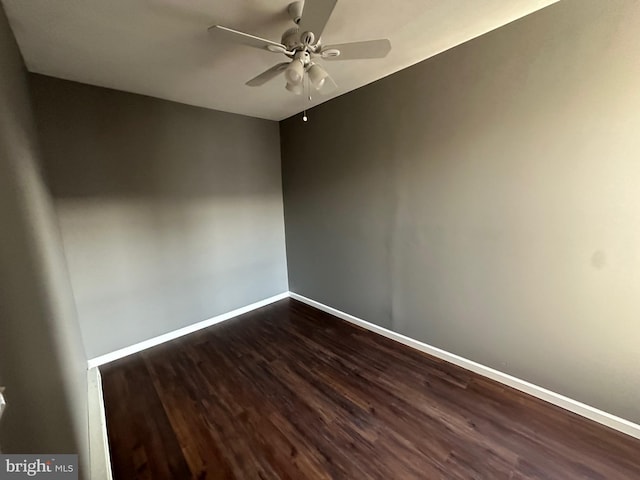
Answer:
xmin=308 ymin=63 xmax=328 ymax=90
xmin=286 ymin=81 xmax=303 ymax=95
xmin=285 ymin=60 xmax=304 ymax=85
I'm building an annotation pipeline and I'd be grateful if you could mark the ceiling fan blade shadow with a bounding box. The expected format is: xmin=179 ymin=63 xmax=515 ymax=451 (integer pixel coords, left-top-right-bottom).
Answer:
xmin=208 ymin=25 xmax=286 ymax=51
xmin=298 ymin=0 xmax=337 ymax=41
xmin=322 ymin=39 xmax=391 ymax=60
xmin=246 ymin=62 xmax=290 ymax=86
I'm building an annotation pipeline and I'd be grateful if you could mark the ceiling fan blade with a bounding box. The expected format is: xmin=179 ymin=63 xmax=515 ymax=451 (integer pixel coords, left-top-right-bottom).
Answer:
xmin=246 ymin=63 xmax=290 ymax=87
xmin=298 ymin=0 xmax=338 ymax=41
xmin=208 ymin=25 xmax=286 ymax=52
xmin=321 ymin=39 xmax=391 ymax=60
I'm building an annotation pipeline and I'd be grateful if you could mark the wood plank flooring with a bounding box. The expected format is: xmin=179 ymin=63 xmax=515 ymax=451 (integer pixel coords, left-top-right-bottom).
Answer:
xmin=101 ymin=299 xmax=640 ymax=479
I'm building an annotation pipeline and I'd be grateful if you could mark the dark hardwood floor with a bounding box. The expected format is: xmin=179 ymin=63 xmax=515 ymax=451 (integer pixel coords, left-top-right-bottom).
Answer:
xmin=101 ymin=299 xmax=640 ymax=479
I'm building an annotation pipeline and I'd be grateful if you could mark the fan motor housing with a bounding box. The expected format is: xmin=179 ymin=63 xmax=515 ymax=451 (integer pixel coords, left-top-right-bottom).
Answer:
xmin=282 ymin=27 xmax=300 ymax=50
xmin=282 ymin=28 xmax=318 ymax=53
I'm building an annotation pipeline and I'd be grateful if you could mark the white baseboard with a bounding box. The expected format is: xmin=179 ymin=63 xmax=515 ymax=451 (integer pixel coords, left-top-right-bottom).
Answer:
xmin=86 ymin=289 xmax=640 ymax=440
xmin=289 ymin=292 xmax=640 ymax=440
xmin=88 ymin=367 xmax=113 ymax=480
xmin=87 ymin=292 xmax=289 ymax=368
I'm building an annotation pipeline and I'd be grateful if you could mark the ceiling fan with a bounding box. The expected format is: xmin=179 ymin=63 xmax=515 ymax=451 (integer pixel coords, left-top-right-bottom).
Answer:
xmin=208 ymin=0 xmax=391 ymax=95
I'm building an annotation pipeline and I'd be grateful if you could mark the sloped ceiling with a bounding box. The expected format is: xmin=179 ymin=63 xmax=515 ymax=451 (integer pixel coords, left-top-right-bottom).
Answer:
xmin=2 ymin=0 xmax=558 ymax=120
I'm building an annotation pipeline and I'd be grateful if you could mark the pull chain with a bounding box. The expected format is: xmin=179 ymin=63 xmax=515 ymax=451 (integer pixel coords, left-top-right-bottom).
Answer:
xmin=303 ymin=73 xmax=311 ymax=122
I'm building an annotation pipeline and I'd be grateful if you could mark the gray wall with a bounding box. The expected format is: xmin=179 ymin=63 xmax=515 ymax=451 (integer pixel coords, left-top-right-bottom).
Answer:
xmin=281 ymin=0 xmax=640 ymax=422
xmin=0 ymin=4 xmax=88 ymax=470
xmin=29 ymin=75 xmax=288 ymax=359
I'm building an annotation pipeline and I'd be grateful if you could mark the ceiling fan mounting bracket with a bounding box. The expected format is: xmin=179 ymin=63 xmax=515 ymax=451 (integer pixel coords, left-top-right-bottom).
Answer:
xmin=300 ymin=31 xmax=316 ymax=46
xmin=321 ymin=48 xmax=340 ymax=58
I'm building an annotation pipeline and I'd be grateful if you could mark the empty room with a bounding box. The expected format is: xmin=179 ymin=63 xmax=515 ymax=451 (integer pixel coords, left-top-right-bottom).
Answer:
xmin=1 ymin=0 xmax=639 ymax=478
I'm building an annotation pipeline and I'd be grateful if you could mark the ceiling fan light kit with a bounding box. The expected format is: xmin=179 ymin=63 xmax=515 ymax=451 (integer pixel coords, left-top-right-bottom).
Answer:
xmin=307 ymin=63 xmax=328 ymax=89
xmin=286 ymin=81 xmax=304 ymax=95
xmin=285 ymin=56 xmax=305 ymax=85
xmin=207 ymin=0 xmax=392 ymax=97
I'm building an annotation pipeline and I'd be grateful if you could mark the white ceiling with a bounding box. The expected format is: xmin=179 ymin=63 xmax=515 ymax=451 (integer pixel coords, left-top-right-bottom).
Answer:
xmin=3 ymin=0 xmax=558 ymax=121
